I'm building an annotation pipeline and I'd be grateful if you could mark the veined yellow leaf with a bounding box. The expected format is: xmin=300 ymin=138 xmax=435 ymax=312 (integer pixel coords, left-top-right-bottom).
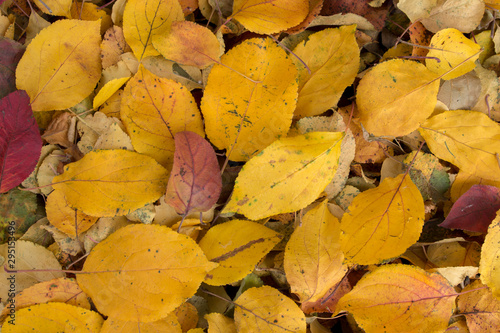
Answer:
xmin=293 ymin=25 xmax=359 ymax=118
xmin=201 ymin=37 xmax=298 ymax=161
xmin=340 ymin=174 xmax=425 ymax=265
xmin=284 ymin=199 xmax=347 ymax=305
xmin=199 ymin=220 xmax=282 ymax=286
xmin=419 ymin=111 xmax=500 ymax=182
xmin=123 ymin=0 xmax=183 ymax=60
xmin=426 ymin=28 xmax=481 ymax=80
xmin=479 ymin=211 xmax=500 ymax=298
xmin=77 ymin=224 xmax=217 ymax=322
xmin=234 ymin=286 xmax=306 ymax=333
xmin=121 ymin=65 xmax=204 ymax=168
xmin=52 ymin=149 xmax=168 ymax=217
xmin=356 ymin=59 xmax=440 ymax=137
xmin=336 ymin=264 xmax=456 ymax=333
xmin=222 ymin=132 xmax=343 ymax=220
xmin=16 ymin=20 xmax=101 ymax=111
xmin=231 ymin=0 xmax=308 ymax=34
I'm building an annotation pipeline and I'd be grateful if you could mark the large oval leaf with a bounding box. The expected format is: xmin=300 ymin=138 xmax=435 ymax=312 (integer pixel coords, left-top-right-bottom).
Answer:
xmin=336 ymin=264 xmax=456 ymax=333
xmin=340 ymin=174 xmax=425 ymax=265
xmin=356 ymin=59 xmax=439 ymax=137
xmin=16 ymin=19 xmax=101 ymax=111
xmin=52 ymin=149 xmax=168 ymax=217
xmin=201 ymin=37 xmax=298 ymax=161
xmin=419 ymin=110 xmax=500 ymax=182
xmin=222 ymin=132 xmax=343 ymax=220
xmin=77 ymin=224 xmax=217 ymax=322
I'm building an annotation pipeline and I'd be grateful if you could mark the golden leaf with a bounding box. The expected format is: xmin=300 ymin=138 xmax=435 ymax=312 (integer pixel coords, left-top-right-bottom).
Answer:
xmin=93 ymin=77 xmax=130 ymax=109
xmin=458 ymin=280 xmax=500 ymax=332
xmin=340 ymin=174 xmax=425 ymax=265
xmin=201 ymin=37 xmax=297 ymax=161
xmin=222 ymin=132 xmax=343 ymax=220
xmin=52 ymin=149 xmax=168 ymax=217
xmin=356 ymin=59 xmax=440 ymax=137
xmin=100 ymin=312 xmax=182 ymax=332
xmin=33 ymin=0 xmax=71 ymax=17
xmin=76 ymin=224 xmax=217 ymax=322
xmin=479 ymin=211 xmax=500 ymax=298
xmin=205 ymin=313 xmax=237 ymax=333
xmin=16 ymin=20 xmax=101 ymax=111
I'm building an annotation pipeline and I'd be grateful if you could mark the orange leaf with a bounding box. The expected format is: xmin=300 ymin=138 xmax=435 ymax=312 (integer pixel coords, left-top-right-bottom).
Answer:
xmin=458 ymin=280 xmax=500 ymax=333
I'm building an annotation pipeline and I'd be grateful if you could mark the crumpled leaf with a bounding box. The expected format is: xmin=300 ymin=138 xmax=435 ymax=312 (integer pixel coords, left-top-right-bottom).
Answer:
xmin=199 ymin=220 xmax=282 ymax=286
xmin=292 ymin=25 xmax=359 ymax=118
xmin=201 ymin=37 xmax=298 ymax=161
xmin=440 ymin=185 xmax=500 ymax=233
xmin=77 ymin=224 xmax=217 ymax=322
xmin=419 ymin=111 xmax=500 ymax=182
xmin=52 ymin=149 xmax=168 ymax=217
xmin=0 ymin=90 xmax=42 ymax=193
xmin=472 ymin=66 xmax=500 ymax=122
xmin=321 ymin=0 xmax=389 ymax=31
xmin=16 ymin=19 xmax=101 ymax=111
xmin=426 ymin=28 xmax=481 ymax=80
xmin=101 ymin=26 xmax=131 ymax=69
xmin=41 ymin=112 xmax=73 ymax=147
xmin=165 ymin=131 xmax=222 ymax=216
xmin=123 ymin=0 xmax=184 ymax=60
xmin=284 ymin=199 xmax=347 ymax=307
xmin=222 ymin=132 xmax=343 ymax=220
xmin=153 ymin=21 xmax=220 ymax=69
xmin=231 ymin=0 xmax=309 ymax=34
xmin=0 ymin=37 xmax=24 ymax=99
xmin=356 ymin=59 xmax=440 ymax=137
xmin=340 ymin=174 xmax=425 ymax=265
xmin=336 ymin=264 xmax=456 ymax=333
xmin=479 ymin=211 xmax=500 ymax=298
xmin=1 ymin=303 xmax=103 ymax=333
xmin=121 ymin=65 xmax=204 ymax=168
xmin=458 ymin=280 xmax=500 ymax=333
xmin=234 ymin=286 xmax=306 ymax=333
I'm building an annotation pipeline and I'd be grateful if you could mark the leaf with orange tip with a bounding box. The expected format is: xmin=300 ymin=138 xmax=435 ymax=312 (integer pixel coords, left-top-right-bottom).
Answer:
xmin=234 ymin=286 xmax=306 ymax=333
xmin=284 ymin=199 xmax=347 ymax=306
xmin=174 ymin=302 xmax=198 ymax=332
xmin=231 ymin=0 xmax=309 ymax=34
xmin=153 ymin=21 xmax=220 ymax=69
xmin=77 ymin=224 xmax=217 ymax=322
xmin=479 ymin=211 xmax=500 ymax=298
xmin=165 ymin=131 xmax=221 ymax=216
xmin=336 ymin=264 xmax=456 ymax=333
xmin=458 ymin=280 xmax=500 ymax=333
xmin=340 ymin=174 xmax=425 ymax=265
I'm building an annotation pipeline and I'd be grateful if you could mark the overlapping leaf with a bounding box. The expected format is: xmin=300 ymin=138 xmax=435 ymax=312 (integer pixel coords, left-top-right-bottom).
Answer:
xmin=479 ymin=211 xmax=500 ymax=298
xmin=0 ymin=38 xmax=24 ymax=99
xmin=222 ymin=132 xmax=343 ymax=220
xmin=458 ymin=280 xmax=500 ymax=332
xmin=340 ymin=174 xmax=425 ymax=265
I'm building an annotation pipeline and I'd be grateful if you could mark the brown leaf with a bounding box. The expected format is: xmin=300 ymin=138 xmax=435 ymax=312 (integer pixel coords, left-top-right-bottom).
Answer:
xmin=41 ymin=112 xmax=73 ymax=147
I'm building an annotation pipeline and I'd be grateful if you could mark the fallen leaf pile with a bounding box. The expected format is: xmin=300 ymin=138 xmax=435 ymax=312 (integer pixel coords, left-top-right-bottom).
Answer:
xmin=1 ymin=0 xmax=500 ymax=332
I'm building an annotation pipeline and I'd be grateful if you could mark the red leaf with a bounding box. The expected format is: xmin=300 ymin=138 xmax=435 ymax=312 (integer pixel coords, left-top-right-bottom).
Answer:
xmin=0 ymin=90 xmax=42 ymax=193
xmin=0 ymin=38 xmax=25 ymax=99
xmin=165 ymin=131 xmax=222 ymax=215
xmin=439 ymin=185 xmax=500 ymax=233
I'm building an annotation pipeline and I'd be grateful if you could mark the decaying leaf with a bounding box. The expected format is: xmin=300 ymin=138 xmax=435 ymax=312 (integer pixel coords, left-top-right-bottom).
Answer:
xmin=458 ymin=280 xmax=500 ymax=333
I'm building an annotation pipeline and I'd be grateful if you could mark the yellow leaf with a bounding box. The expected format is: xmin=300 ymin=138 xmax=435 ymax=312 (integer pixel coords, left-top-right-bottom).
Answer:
xmin=1 ymin=303 xmax=103 ymax=333
xmin=222 ymin=132 xmax=343 ymax=220
xmin=123 ymin=0 xmax=183 ymax=60
xmin=458 ymin=280 xmax=500 ymax=332
xmin=426 ymin=28 xmax=481 ymax=80
xmin=231 ymin=0 xmax=308 ymax=34
xmin=33 ymin=0 xmax=71 ymax=17
xmin=292 ymin=25 xmax=359 ymax=118
xmin=419 ymin=110 xmax=500 ymax=182
xmin=480 ymin=211 xmax=500 ymax=298
xmin=234 ymin=286 xmax=306 ymax=333
xmin=206 ymin=313 xmax=237 ymax=333
xmin=201 ymin=37 xmax=298 ymax=161
xmin=100 ymin=312 xmax=182 ymax=332
xmin=77 ymin=224 xmax=217 ymax=322
xmin=340 ymin=174 xmax=425 ymax=265
xmin=356 ymin=59 xmax=440 ymax=137
xmin=450 ymin=170 xmax=500 ymax=202
xmin=16 ymin=20 xmax=101 ymax=111
xmin=199 ymin=220 xmax=282 ymax=286
xmin=153 ymin=21 xmax=220 ymax=69
xmin=46 ymin=190 xmax=98 ymax=237
xmin=121 ymin=65 xmax=204 ymax=168
xmin=70 ymin=2 xmax=113 ymax=34
xmin=336 ymin=264 xmax=456 ymax=333
xmin=52 ymin=149 xmax=168 ymax=217
xmin=284 ymin=199 xmax=348 ymax=305
xmin=93 ymin=76 xmax=130 ymax=109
